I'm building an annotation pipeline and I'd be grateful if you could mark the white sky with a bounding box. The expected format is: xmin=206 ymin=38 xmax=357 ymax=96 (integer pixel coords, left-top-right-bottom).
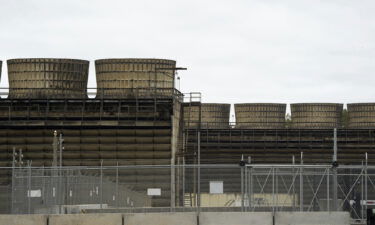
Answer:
xmin=0 ymin=0 xmax=374 ymax=110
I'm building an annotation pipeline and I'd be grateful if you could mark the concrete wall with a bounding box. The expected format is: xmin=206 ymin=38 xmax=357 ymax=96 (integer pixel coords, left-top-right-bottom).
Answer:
xmin=0 ymin=212 xmax=352 ymax=225
xmin=49 ymin=213 xmax=122 ymax=225
xmin=125 ymin=212 xmax=196 ymax=225
xmin=0 ymin=214 xmax=47 ymax=225
xmin=275 ymin=212 xmax=351 ymax=225
xmin=199 ymin=212 xmax=273 ymax=225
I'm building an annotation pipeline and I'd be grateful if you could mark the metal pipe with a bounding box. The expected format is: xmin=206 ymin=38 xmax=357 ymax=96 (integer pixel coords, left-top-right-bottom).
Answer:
xmin=100 ymin=160 xmax=103 ymax=209
xmin=300 ymin=152 xmax=303 ymax=212
xmin=332 ymin=128 xmax=338 ymax=211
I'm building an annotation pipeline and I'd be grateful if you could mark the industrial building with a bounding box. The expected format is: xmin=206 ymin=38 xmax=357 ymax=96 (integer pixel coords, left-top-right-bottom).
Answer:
xmin=0 ymin=58 xmax=375 ymax=223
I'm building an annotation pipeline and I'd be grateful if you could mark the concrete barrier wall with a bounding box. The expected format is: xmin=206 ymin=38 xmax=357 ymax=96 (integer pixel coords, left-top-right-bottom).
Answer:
xmin=49 ymin=213 xmax=122 ymax=225
xmin=124 ymin=212 xmax=196 ymax=225
xmin=0 ymin=215 xmax=47 ymax=225
xmin=199 ymin=212 xmax=273 ymax=225
xmin=275 ymin=212 xmax=351 ymax=225
xmin=0 ymin=211 xmax=352 ymax=225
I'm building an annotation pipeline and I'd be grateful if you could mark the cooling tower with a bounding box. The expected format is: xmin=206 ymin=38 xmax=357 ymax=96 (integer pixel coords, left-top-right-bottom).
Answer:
xmin=7 ymin=58 xmax=89 ymax=99
xmin=234 ymin=103 xmax=286 ymax=128
xmin=347 ymin=103 xmax=375 ymax=128
xmin=291 ymin=103 xmax=343 ymax=129
xmin=184 ymin=103 xmax=231 ymax=129
xmin=95 ymin=58 xmax=176 ymax=98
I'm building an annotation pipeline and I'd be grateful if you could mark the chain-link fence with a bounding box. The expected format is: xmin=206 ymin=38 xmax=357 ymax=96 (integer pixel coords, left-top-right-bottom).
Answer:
xmin=2 ymin=163 xmax=375 ymax=221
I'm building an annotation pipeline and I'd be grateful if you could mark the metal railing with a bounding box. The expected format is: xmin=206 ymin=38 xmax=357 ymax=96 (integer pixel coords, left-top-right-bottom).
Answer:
xmin=0 ymin=88 xmax=184 ymax=101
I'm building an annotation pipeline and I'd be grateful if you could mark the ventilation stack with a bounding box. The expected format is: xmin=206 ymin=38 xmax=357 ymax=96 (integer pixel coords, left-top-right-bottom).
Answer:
xmin=95 ymin=58 xmax=176 ymax=98
xmin=234 ymin=103 xmax=286 ymax=129
xmin=347 ymin=103 xmax=375 ymax=128
xmin=7 ymin=58 xmax=89 ymax=99
xmin=291 ymin=103 xmax=343 ymax=129
xmin=183 ymin=103 xmax=231 ymax=129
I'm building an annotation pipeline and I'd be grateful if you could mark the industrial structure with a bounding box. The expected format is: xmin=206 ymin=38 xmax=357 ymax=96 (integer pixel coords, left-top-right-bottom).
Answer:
xmin=1 ymin=57 xmax=375 ymax=223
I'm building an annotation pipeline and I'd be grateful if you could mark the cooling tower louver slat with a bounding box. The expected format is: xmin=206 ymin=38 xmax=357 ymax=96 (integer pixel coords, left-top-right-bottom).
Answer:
xmin=234 ymin=103 xmax=287 ymax=129
xmin=348 ymin=103 xmax=375 ymax=128
xmin=7 ymin=58 xmax=89 ymax=99
xmin=183 ymin=103 xmax=231 ymax=129
xmin=95 ymin=58 xmax=176 ymax=98
xmin=290 ymin=103 xmax=343 ymax=129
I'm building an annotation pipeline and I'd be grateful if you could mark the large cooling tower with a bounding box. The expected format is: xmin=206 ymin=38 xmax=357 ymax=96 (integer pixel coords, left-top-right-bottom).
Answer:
xmin=291 ymin=103 xmax=343 ymax=129
xmin=347 ymin=103 xmax=375 ymax=128
xmin=235 ymin=103 xmax=286 ymax=128
xmin=184 ymin=103 xmax=231 ymax=129
xmin=7 ymin=58 xmax=89 ymax=99
xmin=95 ymin=58 xmax=176 ymax=98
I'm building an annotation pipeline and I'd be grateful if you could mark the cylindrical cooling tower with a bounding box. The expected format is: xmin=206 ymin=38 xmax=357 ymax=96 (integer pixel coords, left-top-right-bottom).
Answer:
xmin=7 ymin=58 xmax=89 ymax=99
xmin=291 ymin=103 xmax=343 ymax=129
xmin=184 ymin=103 xmax=231 ymax=129
xmin=347 ymin=103 xmax=375 ymax=128
xmin=95 ymin=58 xmax=176 ymax=98
xmin=234 ymin=103 xmax=286 ymax=128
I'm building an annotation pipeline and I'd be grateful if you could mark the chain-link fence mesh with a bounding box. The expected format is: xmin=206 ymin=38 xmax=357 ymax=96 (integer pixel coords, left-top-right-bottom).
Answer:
xmin=1 ymin=164 xmax=375 ymax=221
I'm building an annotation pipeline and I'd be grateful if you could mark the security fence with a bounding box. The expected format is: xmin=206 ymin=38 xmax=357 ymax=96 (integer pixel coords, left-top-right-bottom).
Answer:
xmin=1 ymin=163 xmax=375 ymax=221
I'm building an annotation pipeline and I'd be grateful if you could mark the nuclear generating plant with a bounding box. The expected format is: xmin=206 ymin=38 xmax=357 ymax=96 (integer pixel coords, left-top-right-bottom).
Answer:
xmin=1 ymin=57 xmax=375 ymax=224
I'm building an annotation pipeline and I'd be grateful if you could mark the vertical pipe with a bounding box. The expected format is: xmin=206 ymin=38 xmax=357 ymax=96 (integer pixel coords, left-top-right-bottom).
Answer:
xmin=116 ymin=162 xmax=119 ymax=208
xmin=300 ymin=152 xmax=303 ymax=212
xmin=365 ymin=153 xmax=368 ymax=220
xmin=11 ymin=147 xmax=15 ymax=214
xmin=272 ymin=167 xmax=275 ymax=214
xmin=327 ymin=168 xmax=330 ymax=212
xmin=197 ymin=130 xmax=201 ymax=214
xmin=241 ymin=166 xmax=244 ymax=212
xmin=59 ymin=134 xmax=63 ymax=171
xmin=182 ymin=157 xmax=185 ymax=207
xmin=27 ymin=161 xmax=31 ymax=214
xmin=292 ymin=155 xmax=295 ymax=211
xmin=248 ymin=156 xmax=252 ymax=211
xmin=361 ymin=161 xmax=364 ymax=220
xmin=100 ymin=160 xmax=103 ymax=209
xmin=332 ymin=128 xmax=338 ymax=211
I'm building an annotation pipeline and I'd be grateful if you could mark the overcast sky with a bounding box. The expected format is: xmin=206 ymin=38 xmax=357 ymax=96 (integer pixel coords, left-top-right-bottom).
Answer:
xmin=0 ymin=0 xmax=374 ymax=108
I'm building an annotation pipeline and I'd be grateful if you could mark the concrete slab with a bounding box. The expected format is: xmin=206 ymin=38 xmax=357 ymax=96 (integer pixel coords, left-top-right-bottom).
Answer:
xmin=275 ymin=212 xmax=351 ymax=225
xmin=0 ymin=214 xmax=47 ymax=225
xmin=199 ymin=212 xmax=273 ymax=225
xmin=49 ymin=213 xmax=122 ymax=225
xmin=124 ymin=212 xmax=196 ymax=225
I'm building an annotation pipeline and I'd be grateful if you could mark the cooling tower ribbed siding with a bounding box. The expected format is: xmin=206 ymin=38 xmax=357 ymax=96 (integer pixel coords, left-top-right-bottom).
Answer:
xmin=183 ymin=103 xmax=231 ymax=129
xmin=95 ymin=58 xmax=176 ymax=98
xmin=7 ymin=58 xmax=89 ymax=99
xmin=291 ymin=103 xmax=343 ymax=129
xmin=347 ymin=103 xmax=375 ymax=128
xmin=234 ymin=103 xmax=286 ymax=128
